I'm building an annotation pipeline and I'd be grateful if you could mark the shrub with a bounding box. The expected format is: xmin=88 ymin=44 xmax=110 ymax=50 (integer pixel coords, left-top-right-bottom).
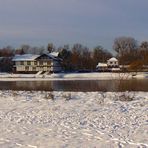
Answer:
xmin=116 ymin=92 xmax=135 ymax=101
xmin=44 ymin=92 xmax=54 ymax=100
xmin=63 ymin=93 xmax=72 ymax=101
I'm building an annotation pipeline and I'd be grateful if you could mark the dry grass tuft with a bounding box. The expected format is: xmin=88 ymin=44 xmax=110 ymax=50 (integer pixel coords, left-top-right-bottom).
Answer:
xmin=44 ymin=93 xmax=54 ymax=100
xmin=62 ymin=93 xmax=72 ymax=101
xmin=116 ymin=92 xmax=134 ymax=101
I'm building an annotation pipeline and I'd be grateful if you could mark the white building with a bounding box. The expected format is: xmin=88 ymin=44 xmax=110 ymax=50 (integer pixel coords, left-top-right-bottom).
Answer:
xmin=96 ymin=63 xmax=108 ymax=71
xmin=107 ymin=57 xmax=119 ymax=68
xmin=12 ymin=53 xmax=62 ymax=73
xmin=96 ymin=57 xmax=120 ymax=71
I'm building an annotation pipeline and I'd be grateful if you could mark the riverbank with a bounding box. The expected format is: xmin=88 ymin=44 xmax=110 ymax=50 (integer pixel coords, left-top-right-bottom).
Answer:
xmin=0 ymin=91 xmax=147 ymax=147
xmin=0 ymin=72 xmax=135 ymax=81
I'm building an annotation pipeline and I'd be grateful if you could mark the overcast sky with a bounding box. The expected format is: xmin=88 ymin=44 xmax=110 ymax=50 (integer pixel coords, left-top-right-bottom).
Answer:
xmin=0 ymin=0 xmax=148 ymax=51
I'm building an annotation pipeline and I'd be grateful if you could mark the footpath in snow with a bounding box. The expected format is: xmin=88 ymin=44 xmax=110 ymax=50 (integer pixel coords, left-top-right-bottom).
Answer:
xmin=0 ymin=91 xmax=147 ymax=147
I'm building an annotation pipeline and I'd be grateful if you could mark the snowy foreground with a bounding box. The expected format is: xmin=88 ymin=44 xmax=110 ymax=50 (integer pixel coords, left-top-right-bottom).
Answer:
xmin=0 ymin=91 xmax=148 ymax=148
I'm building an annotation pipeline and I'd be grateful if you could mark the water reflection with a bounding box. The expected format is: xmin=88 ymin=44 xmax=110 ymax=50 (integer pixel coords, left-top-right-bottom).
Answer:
xmin=0 ymin=79 xmax=148 ymax=92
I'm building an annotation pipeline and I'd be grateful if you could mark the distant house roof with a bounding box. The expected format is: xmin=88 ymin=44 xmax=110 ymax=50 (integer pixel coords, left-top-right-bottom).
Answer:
xmin=49 ymin=52 xmax=59 ymax=57
xmin=107 ymin=57 xmax=118 ymax=62
xmin=0 ymin=57 xmax=12 ymax=60
xmin=46 ymin=53 xmax=59 ymax=60
xmin=96 ymin=63 xmax=107 ymax=68
xmin=12 ymin=52 xmax=60 ymax=62
xmin=0 ymin=57 xmax=4 ymax=61
xmin=47 ymin=52 xmax=62 ymax=61
xmin=12 ymin=54 xmax=40 ymax=61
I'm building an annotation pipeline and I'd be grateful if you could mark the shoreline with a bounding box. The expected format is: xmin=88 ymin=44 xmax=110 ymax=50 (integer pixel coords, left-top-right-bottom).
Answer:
xmin=0 ymin=72 xmax=135 ymax=81
xmin=0 ymin=72 xmax=147 ymax=81
xmin=0 ymin=77 xmax=133 ymax=81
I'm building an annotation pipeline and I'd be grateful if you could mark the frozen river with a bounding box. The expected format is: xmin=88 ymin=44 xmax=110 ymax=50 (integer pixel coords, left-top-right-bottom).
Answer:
xmin=0 ymin=79 xmax=148 ymax=91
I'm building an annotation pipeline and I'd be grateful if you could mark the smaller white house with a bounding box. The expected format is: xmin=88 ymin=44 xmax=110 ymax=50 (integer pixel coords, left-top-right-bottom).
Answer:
xmin=96 ymin=63 xmax=108 ymax=71
xmin=96 ymin=57 xmax=120 ymax=72
xmin=107 ymin=57 xmax=119 ymax=68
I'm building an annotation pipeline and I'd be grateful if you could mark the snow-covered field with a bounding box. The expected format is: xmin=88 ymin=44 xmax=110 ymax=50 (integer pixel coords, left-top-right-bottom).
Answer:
xmin=0 ymin=91 xmax=148 ymax=148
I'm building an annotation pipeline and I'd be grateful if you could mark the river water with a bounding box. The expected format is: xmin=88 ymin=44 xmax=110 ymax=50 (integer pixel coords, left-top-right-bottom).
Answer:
xmin=0 ymin=79 xmax=148 ymax=91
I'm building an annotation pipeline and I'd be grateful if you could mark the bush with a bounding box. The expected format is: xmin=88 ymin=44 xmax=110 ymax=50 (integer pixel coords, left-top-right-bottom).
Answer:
xmin=129 ymin=60 xmax=143 ymax=72
xmin=62 ymin=93 xmax=72 ymax=101
xmin=116 ymin=92 xmax=135 ymax=101
xmin=44 ymin=93 xmax=54 ymax=100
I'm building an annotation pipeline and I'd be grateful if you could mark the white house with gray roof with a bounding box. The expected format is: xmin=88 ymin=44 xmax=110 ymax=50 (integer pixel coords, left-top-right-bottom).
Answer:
xmin=96 ymin=57 xmax=120 ymax=71
xmin=107 ymin=57 xmax=119 ymax=68
xmin=12 ymin=53 xmax=62 ymax=73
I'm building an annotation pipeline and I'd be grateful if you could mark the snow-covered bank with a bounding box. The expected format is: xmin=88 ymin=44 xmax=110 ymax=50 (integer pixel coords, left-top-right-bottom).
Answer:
xmin=132 ymin=72 xmax=148 ymax=79
xmin=51 ymin=72 xmax=133 ymax=79
xmin=0 ymin=72 xmax=134 ymax=81
xmin=0 ymin=91 xmax=148 ymax=147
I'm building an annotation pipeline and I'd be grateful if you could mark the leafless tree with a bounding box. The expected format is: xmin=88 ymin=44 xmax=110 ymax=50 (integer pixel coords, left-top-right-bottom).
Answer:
xmin=113 ymin=36 xmax=138 ymax=55
xmin=139 ymin=41 xmax=148 ymax=65
xmin=113 ymin=37 xmax=138 ymax=65
xmin=47 ymin=43 xmax=55 ymax=53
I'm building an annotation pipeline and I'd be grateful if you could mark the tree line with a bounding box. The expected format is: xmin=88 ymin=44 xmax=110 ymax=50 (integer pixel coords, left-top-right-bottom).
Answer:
xmin=0 ymin=36 xmax=148 ymax=72
xmin=0 ymin=43 xmax=112 ymax=72
xmin=113 ymin=37 xmax=148 ymax=71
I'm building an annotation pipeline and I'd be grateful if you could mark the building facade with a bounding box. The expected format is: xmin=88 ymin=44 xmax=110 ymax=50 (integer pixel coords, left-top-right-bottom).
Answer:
xmin=107 ymin=57 xmax=119 ymax=68
xmin=96 ymin=57 xmax=120 ymax=71
xmin=96 ymin=63 xmax=108 ymax=71
xmin=12 ymin=53 xmax=62 ymax=73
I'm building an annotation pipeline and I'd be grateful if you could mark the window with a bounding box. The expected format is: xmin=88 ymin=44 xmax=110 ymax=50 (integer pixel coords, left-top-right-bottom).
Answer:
xmin=43 ymin=62 xmax=47 ymax=65
xmin=39 ymin=61 xmax=43 ymax=65
xmin=34 ymin=61 xmax=37 ymax=65
xmin=16 ymin=61 xmax=20 ymax=65
xmin=47 ymin=61 xmax=51 ymax=65
xmin=21 ymin=61 xmax=24 ymax=65
xmin=33 ymin=67 xmax=36 ymax=71
xmin=27 ymin=61 xmax=31 ymax=65
xmin=25 ymin=66 xmax=29 ymax=71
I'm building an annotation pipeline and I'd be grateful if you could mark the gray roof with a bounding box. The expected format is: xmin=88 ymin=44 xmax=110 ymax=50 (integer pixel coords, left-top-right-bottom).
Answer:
xmin=12 ymin=53 xmax=60 ymax=61
xmin=46 ymin=53 xmax=59 ymax=60
xmin=107 ymin=57 xmax=118 ymax=62
xmin=96 ymin=63 xmax=107 ymax=68
xmin=12 ymin=54 xmax=40 ymax=61
xmin=49 ymin=52 xmax=59 ymax=57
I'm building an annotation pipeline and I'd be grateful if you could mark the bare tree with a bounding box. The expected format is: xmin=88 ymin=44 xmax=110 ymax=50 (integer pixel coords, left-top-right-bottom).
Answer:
xmin=19 ymin=45 xmax=47 ymax=54
xmin=58 ymin=47 xmax=72 ymax=71
xmin=113 ymin=37 xmax=138 ymax=55
xmin=47 ymin=43 xmax=55 ymax=53
xmin=20 ymin=45 xmax=30 ymax=54
xmin=139 ymin=41 xmax=148 ymax=65
xmin=0 ymin=46 xmax=14 ymax=57
xmin=113 ymin=37 xmax=138 ymax=65
xmin=93 ymin=46 xmax=112 ymax=67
